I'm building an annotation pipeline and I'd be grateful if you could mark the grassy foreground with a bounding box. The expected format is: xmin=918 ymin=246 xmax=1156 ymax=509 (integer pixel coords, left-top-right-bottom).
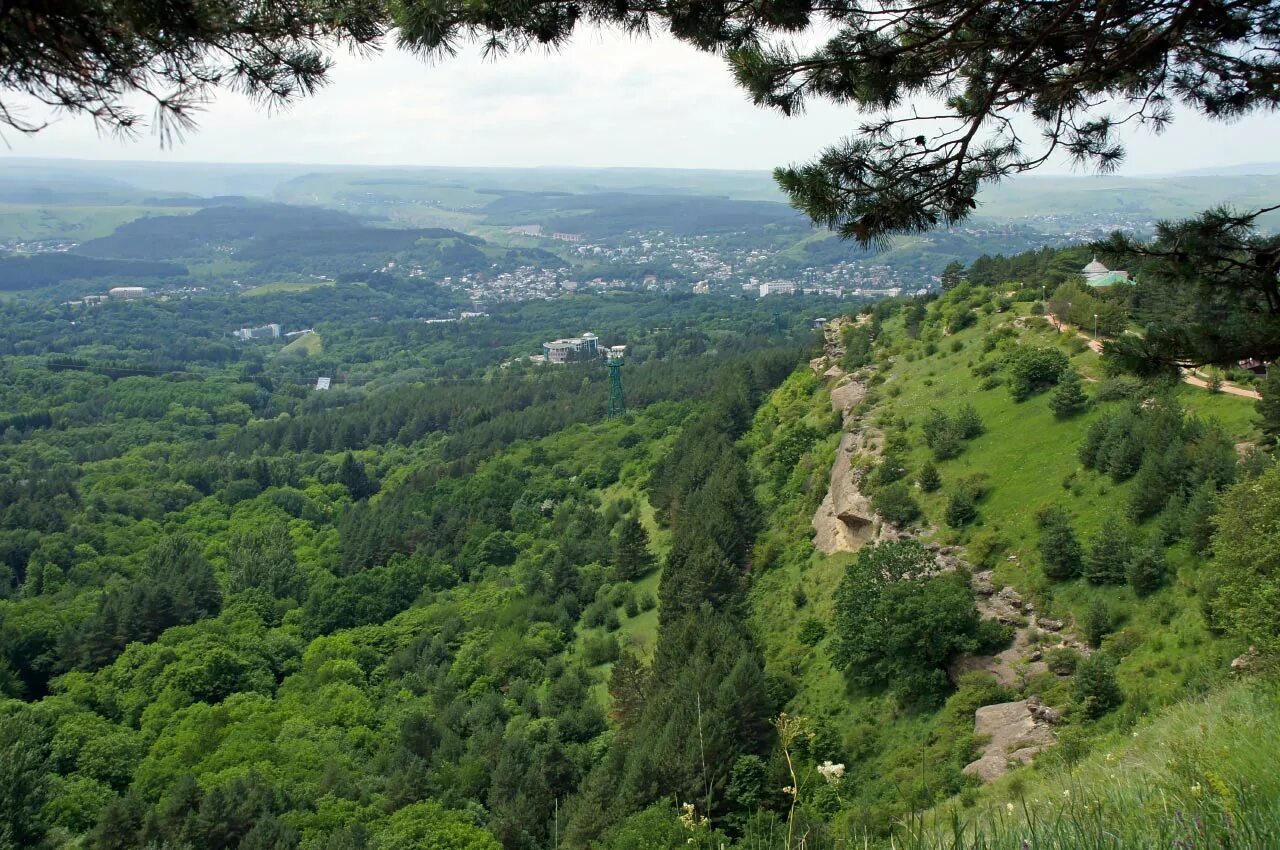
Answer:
xmin=901 ymin=676 xmax=1280 ymax=850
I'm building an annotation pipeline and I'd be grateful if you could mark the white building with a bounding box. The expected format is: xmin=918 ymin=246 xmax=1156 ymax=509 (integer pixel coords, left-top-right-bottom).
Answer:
xmin=543 ymin=332 xmax=600 ymax=364
xmin=758 ymin=281 xmax=797 ymax=297
xmin=233 ymin=323 xmax=282 ymax=341
xmin=315 ymin=377 xmax=331 ymax=391
xmin=1082 ymin=258 xmax=1130 ymax=287
xmin=108 ymin=286 xmax=148 ymax=299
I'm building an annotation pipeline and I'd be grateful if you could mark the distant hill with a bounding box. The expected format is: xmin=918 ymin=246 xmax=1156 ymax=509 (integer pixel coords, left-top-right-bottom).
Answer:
xmin=78 ymin=203 xmax=362 ymax=260
xmin=0 ymin=253 xmax=187 ymax=290
xmin=482 ymin=190 xmax=806 ymax=237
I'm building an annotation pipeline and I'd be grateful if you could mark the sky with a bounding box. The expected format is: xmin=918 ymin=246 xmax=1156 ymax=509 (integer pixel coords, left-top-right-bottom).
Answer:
xmin=5 ymin=27 xmax=1279 ymax=174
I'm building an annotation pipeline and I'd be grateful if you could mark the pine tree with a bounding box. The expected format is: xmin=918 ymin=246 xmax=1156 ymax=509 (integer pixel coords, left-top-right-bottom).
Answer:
xmin=1038 ymin=506 xmax=1082 ymax=581
xmin=944 ymin=489 xmax=978 ymax=527
xmin=1258 ymin=369 xmax=1280 ymax=448
xmin=917 ymin=460 xmax=942 ymax=493
xmin=1049 ymin=369 xmax=1089 ymax=418
xmin=1073 ymin=653 xmax=1123 ymax=719
xmin=338 ymin=452 xmax=376 ymax=500
xmin=1126 ymin=545 xmax=1168 ymax=597
xmin=612 ymin=516 xmax=655 ymax=582
xmin=1085 ymin=518 xmax=1132 ymax=585
xmin=1183 ymin=479 xmax=1218 ymax=555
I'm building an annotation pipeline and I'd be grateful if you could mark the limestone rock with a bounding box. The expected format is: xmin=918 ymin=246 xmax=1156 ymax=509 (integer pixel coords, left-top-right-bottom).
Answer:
xmin=961 ymin=699 xmax=1056 ymax=783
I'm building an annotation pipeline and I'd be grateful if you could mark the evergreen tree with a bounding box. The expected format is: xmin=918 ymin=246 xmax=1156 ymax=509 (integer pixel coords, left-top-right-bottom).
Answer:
xmin=1073 ymin=653 xmax=1124 ymax=719
xmin=1049 ymin=369 xmax=1089 ymax=418
xmin=1156 ymin=488 xmax=1189 ymax=545
xmin=1126 ymin=545 xmax=1168 ymax=597
xmin=917 ymin=460 xmax=942 ymax=493
xmin=612 ymin=516 xmax=656 ymax=582
xmin=1183 ymin=479 xmax=1218 ymax=555
xmin=944 ymin=489 xmax=978 ymax=527
xmin=940 ymin=260 xmax=966 ymax=291
xmin=1128 ymin=456 xmax=1172 ymax=522
xmin=1037 ymin=506 xmax=1082 ymax=581
xmin=338 ymin=452 xmax=376 ymax=501
xmin=1085 ymin=517 xmax=1133 ymax=585
xmin=1258 ymin=369 xmax=1280 ymax=449
xmin=953 ymin=404 xmax=984 ymax=439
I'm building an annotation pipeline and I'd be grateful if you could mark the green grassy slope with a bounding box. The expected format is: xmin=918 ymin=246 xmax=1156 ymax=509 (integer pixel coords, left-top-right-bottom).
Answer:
xmin=742 ymin=290 xmax=1267 ymax=838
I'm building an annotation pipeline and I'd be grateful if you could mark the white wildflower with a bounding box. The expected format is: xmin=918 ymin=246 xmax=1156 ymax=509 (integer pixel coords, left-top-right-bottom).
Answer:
xmin=817 ymin=761 xmax=846 ymax=786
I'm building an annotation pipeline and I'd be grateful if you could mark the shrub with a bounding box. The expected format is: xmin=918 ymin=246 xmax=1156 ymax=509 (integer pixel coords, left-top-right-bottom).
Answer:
xmin=1046 ymin=646 xmax=1081 ymax=675
xmin=797 ymin=618 xmax=828 ymax=646
xmin=1095 ymin=375 xmax=1145 ymax=401
xmin=1005 ymin=345 xmax=1070 ymax=401
xmin=945 ymin=489 xmax=978 ymax=527
xmin=1080 ymin=600 xmax=1115 ymax=649
xmin=871 ymin=482 xmax=922 ymax=526
xmin=1073 ymin=653 xmax=1123 ymax=719
xmin=582 ymin=633 xmax=621 ymax=666
xmin=953 ymin=404 xmax=984 ymax=439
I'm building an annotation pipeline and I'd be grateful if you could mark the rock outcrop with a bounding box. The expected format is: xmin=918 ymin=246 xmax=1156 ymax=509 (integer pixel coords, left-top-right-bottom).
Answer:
xmin=961 ymin=698 xmax=1057 ymax=783
xmin=812 ymin=427 xmax=877 ymax=554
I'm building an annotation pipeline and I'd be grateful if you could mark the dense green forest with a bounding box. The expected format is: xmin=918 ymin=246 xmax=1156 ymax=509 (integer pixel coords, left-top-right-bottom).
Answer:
xmin=4 ymin=218 xmax=1280 ymax=850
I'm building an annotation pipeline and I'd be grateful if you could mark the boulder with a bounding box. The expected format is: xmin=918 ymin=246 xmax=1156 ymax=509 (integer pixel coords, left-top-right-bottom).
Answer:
xmin=971 ymin=570 xmax=996 ymax=595
xmin=1038 ymin=618 xmax=1064 ymax=632
xmin=961 ymin=699 xmax=1056 ymax=783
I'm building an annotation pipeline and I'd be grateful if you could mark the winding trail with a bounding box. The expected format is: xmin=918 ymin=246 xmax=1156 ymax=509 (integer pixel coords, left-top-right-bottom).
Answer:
xmin=1043 ymin=313 xmax=1262 ymax=400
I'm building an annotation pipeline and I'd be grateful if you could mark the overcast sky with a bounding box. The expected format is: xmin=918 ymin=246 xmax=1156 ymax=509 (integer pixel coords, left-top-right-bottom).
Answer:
xmin=5 ymin=28 xmax=1279 ymax=174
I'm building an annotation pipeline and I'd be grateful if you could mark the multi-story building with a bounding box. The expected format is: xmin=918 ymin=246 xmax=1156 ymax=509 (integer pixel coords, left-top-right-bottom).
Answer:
xmin=543 ymin=332 xmax=600 ymax=364
xmin=233 ymin=323 xmax=282 ymax=341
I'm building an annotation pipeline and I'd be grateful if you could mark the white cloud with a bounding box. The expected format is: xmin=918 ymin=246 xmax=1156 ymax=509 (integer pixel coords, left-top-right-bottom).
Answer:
xmin=4 ymin=28 xmax=1278 ymax=174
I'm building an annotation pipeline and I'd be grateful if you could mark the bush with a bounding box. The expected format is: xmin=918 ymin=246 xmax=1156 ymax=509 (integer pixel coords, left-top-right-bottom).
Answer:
xmin=1005 ymin=345 xmax=1070 ymax=401
xmin=797 ymin=618 xmax=828 ymax=646
xmin=1095 ymin=375 xmax=1145 ymax=401
xmin=1046 ymin=646 xmax=1081 ymax=675
xmin=953 ymin=404 xmax=984 ymax=439
xmin=582 ymin=632 xmax=621 ymax=666
xmin=1073 ymin=653 xmax=1123 ymax=719
xmin=871 ymin=482 xmax=922 ymax=526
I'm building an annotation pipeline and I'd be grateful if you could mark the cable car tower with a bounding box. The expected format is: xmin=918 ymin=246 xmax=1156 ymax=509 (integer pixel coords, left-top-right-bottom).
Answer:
xmin=607 ymin=346 xmax=627 ymax=418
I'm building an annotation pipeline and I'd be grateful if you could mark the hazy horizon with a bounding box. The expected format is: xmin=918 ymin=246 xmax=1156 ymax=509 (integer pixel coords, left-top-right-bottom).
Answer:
xmin=4 ymin=28 xmax=1280 ymax=177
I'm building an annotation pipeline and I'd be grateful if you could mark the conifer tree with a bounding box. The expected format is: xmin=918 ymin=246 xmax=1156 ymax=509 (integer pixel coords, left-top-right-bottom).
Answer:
xmin=1038 ymin=506 xmax=1082 ymax=581
xmin=612 ymin=516 xmax=656 ymax=582
xmin=1073 ymin=654 xmax=1123 ymax=719
xmin=1049 ymin=369 xmax=1089 ymax=418
xmin=1085 ymin=518 xmax=1133 ymax=585
xmin=1126 ymin=545 xmax=1168 ymax=597
xmin=944 ymin=489 xmax=977 ymax=528
xmin=1258 ymin=369 xmax=1280 ymax=449
xmin=917 ymin=461 xmax=942 ymax=493
xmin=1183 ymin=480 xmax=1218 ymax=555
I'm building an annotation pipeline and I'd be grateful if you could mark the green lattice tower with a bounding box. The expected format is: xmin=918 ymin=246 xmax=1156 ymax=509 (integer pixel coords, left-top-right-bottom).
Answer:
xmin=607 ymin=355 xmax=626 ymax=418
xmin=773 ymin=311 xmax=784 ymax=333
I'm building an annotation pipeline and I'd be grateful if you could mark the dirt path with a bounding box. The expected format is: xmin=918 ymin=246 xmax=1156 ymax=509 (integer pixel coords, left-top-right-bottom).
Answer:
xmin=1042 ymin=313 xmax=1262 ymax=400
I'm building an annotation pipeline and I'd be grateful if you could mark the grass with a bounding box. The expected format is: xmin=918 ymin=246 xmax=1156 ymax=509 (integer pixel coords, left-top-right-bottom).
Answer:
xmin=895 ymin=677 xmax=1280 ymax=850
xmin=738 ymin=294 xmax=1266 ymax=840
xmin=280 ymin=331 xmax=323 ymax=356
xmin=242 ymin=280 xmax=334 ymax=297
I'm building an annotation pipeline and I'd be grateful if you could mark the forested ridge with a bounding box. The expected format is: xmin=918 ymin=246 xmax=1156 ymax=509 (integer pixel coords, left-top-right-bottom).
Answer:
xmin=4 ymin=236 xmax=1280 ymax=850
